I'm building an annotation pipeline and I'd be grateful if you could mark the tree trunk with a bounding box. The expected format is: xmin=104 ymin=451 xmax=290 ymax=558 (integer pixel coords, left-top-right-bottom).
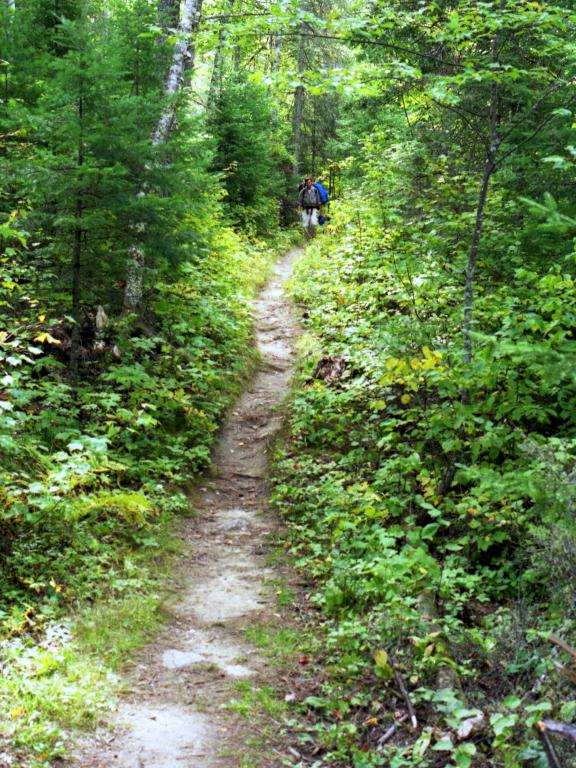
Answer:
xmin=153 ymin=0 xmax=202 ymax=145
xmin=123 ymin=0 xmax=203 ymax=313
xmin=311 ymin=99 xmax=316 ymax=175
xmin=463 ymin=157 xmax=493 ymax=366
xmin=207 ymin=0 xmax=234 ymax=110
xmin=462 ymin=50 xmax=500 ymax=369
xmin=292 ymin=21 xmax=305 ymax=179
xmin=1 ymin=1 xmax=12 ymax=103
xmin=70 ymin=79 xmax=84 ymax=378
xmin=273 ymin=30 xmax=282 ymax=72
xmin=207 ymin=31 xmax=225 ymax=108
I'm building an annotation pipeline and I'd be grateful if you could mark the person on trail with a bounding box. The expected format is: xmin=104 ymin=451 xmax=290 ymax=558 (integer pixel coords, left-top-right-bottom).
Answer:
xmin=298 ymin=176 xmax=322 ymax=238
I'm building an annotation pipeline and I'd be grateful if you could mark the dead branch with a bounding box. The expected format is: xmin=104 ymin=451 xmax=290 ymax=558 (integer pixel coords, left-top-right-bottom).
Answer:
xmin=555 ymin=663 xmax=576 ymax=686
xmin=390 ymin=659 xmax=417 ymax=730
xmin=549 ymin=634 xmax=576 ymax=661
xmin=535 ymin=721 xmax=564 ymax=768
xmin=377 ymin=713 xmax=408 ymax=750
xmin=540 ymin=720 xmax=576 ymax=743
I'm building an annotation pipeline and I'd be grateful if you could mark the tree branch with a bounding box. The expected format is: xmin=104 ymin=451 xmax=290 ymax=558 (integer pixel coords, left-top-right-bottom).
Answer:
xmin=496 ymin=93 xmax=576 ymax=168
xmin=498 ymin=77 xmax=576 ymax=146
xmin=428 ymin=98 xmax=491 ymax=153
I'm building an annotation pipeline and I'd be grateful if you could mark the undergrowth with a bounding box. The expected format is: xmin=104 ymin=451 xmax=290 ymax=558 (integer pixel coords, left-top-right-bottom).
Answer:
xmin=272 ymin=187 xmax=576 ymax=767
xmin=0 ymin=221 xmax=298 ymax=765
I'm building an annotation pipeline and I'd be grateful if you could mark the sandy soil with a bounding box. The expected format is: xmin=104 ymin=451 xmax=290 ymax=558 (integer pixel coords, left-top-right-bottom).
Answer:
xmin=71 ymin=247 xmax=302 ymax=768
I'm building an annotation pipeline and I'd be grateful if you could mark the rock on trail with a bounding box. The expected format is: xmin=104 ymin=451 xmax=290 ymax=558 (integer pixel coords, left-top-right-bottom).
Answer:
xmin=72 ymin=248 xmax=302 ymax=768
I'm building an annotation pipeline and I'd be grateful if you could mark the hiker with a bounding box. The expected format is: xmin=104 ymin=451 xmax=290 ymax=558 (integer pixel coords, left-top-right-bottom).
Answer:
xmin=298 ymin=176 xmax=321 ymax=238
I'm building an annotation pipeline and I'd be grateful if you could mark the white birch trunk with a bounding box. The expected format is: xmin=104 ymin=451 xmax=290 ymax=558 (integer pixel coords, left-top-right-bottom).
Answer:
xmin=207 ymin=0 xmax=234 ymax=110
xmin=292 ymin=22 xmax=305 ymax=179
xmin=273 ymin=30 xmax=282 ymax=72
xmin=124 ymin=0 xmax=202 ymax=313
xmin=153 ymin=0 xmax=201 ymax=146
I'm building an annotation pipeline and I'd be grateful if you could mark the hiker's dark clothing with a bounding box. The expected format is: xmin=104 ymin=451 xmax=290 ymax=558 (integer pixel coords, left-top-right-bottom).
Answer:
xmin=298 ymin=186 xmax=321 ymax=210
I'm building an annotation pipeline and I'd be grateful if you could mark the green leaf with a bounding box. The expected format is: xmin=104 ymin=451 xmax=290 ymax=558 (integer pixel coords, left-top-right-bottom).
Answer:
xmin=503 ymin=695 xmax=522 ymax=710
xmin=490 ymin=712 xmax=518 ymax=736
xmin=453 ymin=742 xmax=477 ymax=768
xmin=432 ymin=737 xmax=454 ymax=751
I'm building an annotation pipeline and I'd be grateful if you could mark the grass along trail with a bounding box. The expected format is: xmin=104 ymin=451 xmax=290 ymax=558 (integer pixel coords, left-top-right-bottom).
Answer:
xmin=72 ymin=247 xmax=302 ymax=768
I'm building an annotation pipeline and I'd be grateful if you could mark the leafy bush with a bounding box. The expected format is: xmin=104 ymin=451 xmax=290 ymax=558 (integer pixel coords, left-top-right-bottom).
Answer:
xmin=273 ymin=151 xmax=576 ymax=764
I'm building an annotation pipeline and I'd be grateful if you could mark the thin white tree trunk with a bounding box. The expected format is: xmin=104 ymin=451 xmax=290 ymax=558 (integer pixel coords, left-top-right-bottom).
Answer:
xmin=153 ymin=0 xmax=201 ymax=146
xmin=207 ymin=0 xmax=234 ymax=110
xmin=273 ymin=30 xmax=282 ymax=72
xmin=124 ymin=0 xmax=202 ymax=313
xmin=292 ymin=22 xmax=305 ymax=179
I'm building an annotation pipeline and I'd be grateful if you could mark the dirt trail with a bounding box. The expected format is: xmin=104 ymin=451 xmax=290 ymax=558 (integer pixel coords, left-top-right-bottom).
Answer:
xmin=74 ymin=247 xmax=302 ymax=768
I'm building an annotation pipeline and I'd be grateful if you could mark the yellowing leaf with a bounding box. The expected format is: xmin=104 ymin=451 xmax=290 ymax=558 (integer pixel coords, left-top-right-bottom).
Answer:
xmin=365 ymin=716 xmax=379 ymax=726
xmin=34 ymin=332 xmax=61 ymax=345
xmin=401 ymin=394 xmax=412 ymax=405
xmin=374 ymin=649 xmax=389 ymax=668
xmin=38 ymin=314 xmax=46 ymax=322
xmin=374 ymin=649 xmax=393 ymax=678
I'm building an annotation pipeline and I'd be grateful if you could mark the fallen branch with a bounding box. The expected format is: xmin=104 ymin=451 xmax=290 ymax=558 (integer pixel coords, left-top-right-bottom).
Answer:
xmin=549 ymin=634 xmax=576 ymax=661
xmin=377 ymin=713 xmax=408 ymax=750
xmin=554 ymin=662 xmax=576 ymax=686
xmin=390 ymin=658 xmax=418 ymax=730
xmin=535 ymin=721 xmax=563 ymax=768
xmin=540 ymin=720 xmax=576 ymax=743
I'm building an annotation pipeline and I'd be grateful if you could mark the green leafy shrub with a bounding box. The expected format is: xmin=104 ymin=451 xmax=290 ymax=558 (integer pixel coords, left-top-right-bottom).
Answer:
xmin=273 ymin=145 xmax=576 ymax=764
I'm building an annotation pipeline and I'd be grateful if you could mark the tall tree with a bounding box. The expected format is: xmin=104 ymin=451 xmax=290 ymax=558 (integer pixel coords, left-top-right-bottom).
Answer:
xmin=123 ymin=0 xmax=203 ymax=313
xmin=292 ymin=20 xmax=306 ymax=179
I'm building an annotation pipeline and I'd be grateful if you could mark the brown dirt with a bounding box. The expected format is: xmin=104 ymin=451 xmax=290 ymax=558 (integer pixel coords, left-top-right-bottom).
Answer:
xmin=71 ymin=247 xmax=303 ymax=768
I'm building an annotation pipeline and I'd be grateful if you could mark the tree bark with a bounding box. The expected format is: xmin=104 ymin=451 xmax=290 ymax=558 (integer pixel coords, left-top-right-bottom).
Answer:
xmin=70 ymin=78 xmax=84 ymax=378
xmin=153 ymin=0 xmax=202 ymax=145
xmin=207 ymin=0 xmax=234 ymax=110
xmin=233 ymin=39 xmax=240 ymax=72
xmin=273 ymin=29 xmax=282 ymax=72
xmin=463 ymin=154 xmax=494 ymax=366
xmin=123 ymin=0 xmax=203 ymax=313
xmin=462 ymin=47 xmax=500 ymax=368
xmin=1 ymin=0 xmax=13 ymax=103
xmin=292 ymin=21 xmax=305 ymax=179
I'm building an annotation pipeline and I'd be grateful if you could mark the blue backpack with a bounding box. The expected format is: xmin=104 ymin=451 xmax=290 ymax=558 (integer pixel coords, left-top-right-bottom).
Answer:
xmin=314 ymin=181 xmax=329 ymax=205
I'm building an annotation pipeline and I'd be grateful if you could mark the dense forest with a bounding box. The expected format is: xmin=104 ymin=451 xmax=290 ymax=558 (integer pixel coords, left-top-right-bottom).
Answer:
xmin=1 ymin=0 xmax=575 ymax=766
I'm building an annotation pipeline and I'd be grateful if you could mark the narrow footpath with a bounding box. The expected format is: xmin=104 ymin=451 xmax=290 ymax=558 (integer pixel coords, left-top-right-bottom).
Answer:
xmin=74 ymin=247 xmax=302 ymax=767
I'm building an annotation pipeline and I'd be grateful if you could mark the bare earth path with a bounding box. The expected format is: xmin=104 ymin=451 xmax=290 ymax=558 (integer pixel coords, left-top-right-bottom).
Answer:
xmin=74 ymin=247 xmax=302 ymax=768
